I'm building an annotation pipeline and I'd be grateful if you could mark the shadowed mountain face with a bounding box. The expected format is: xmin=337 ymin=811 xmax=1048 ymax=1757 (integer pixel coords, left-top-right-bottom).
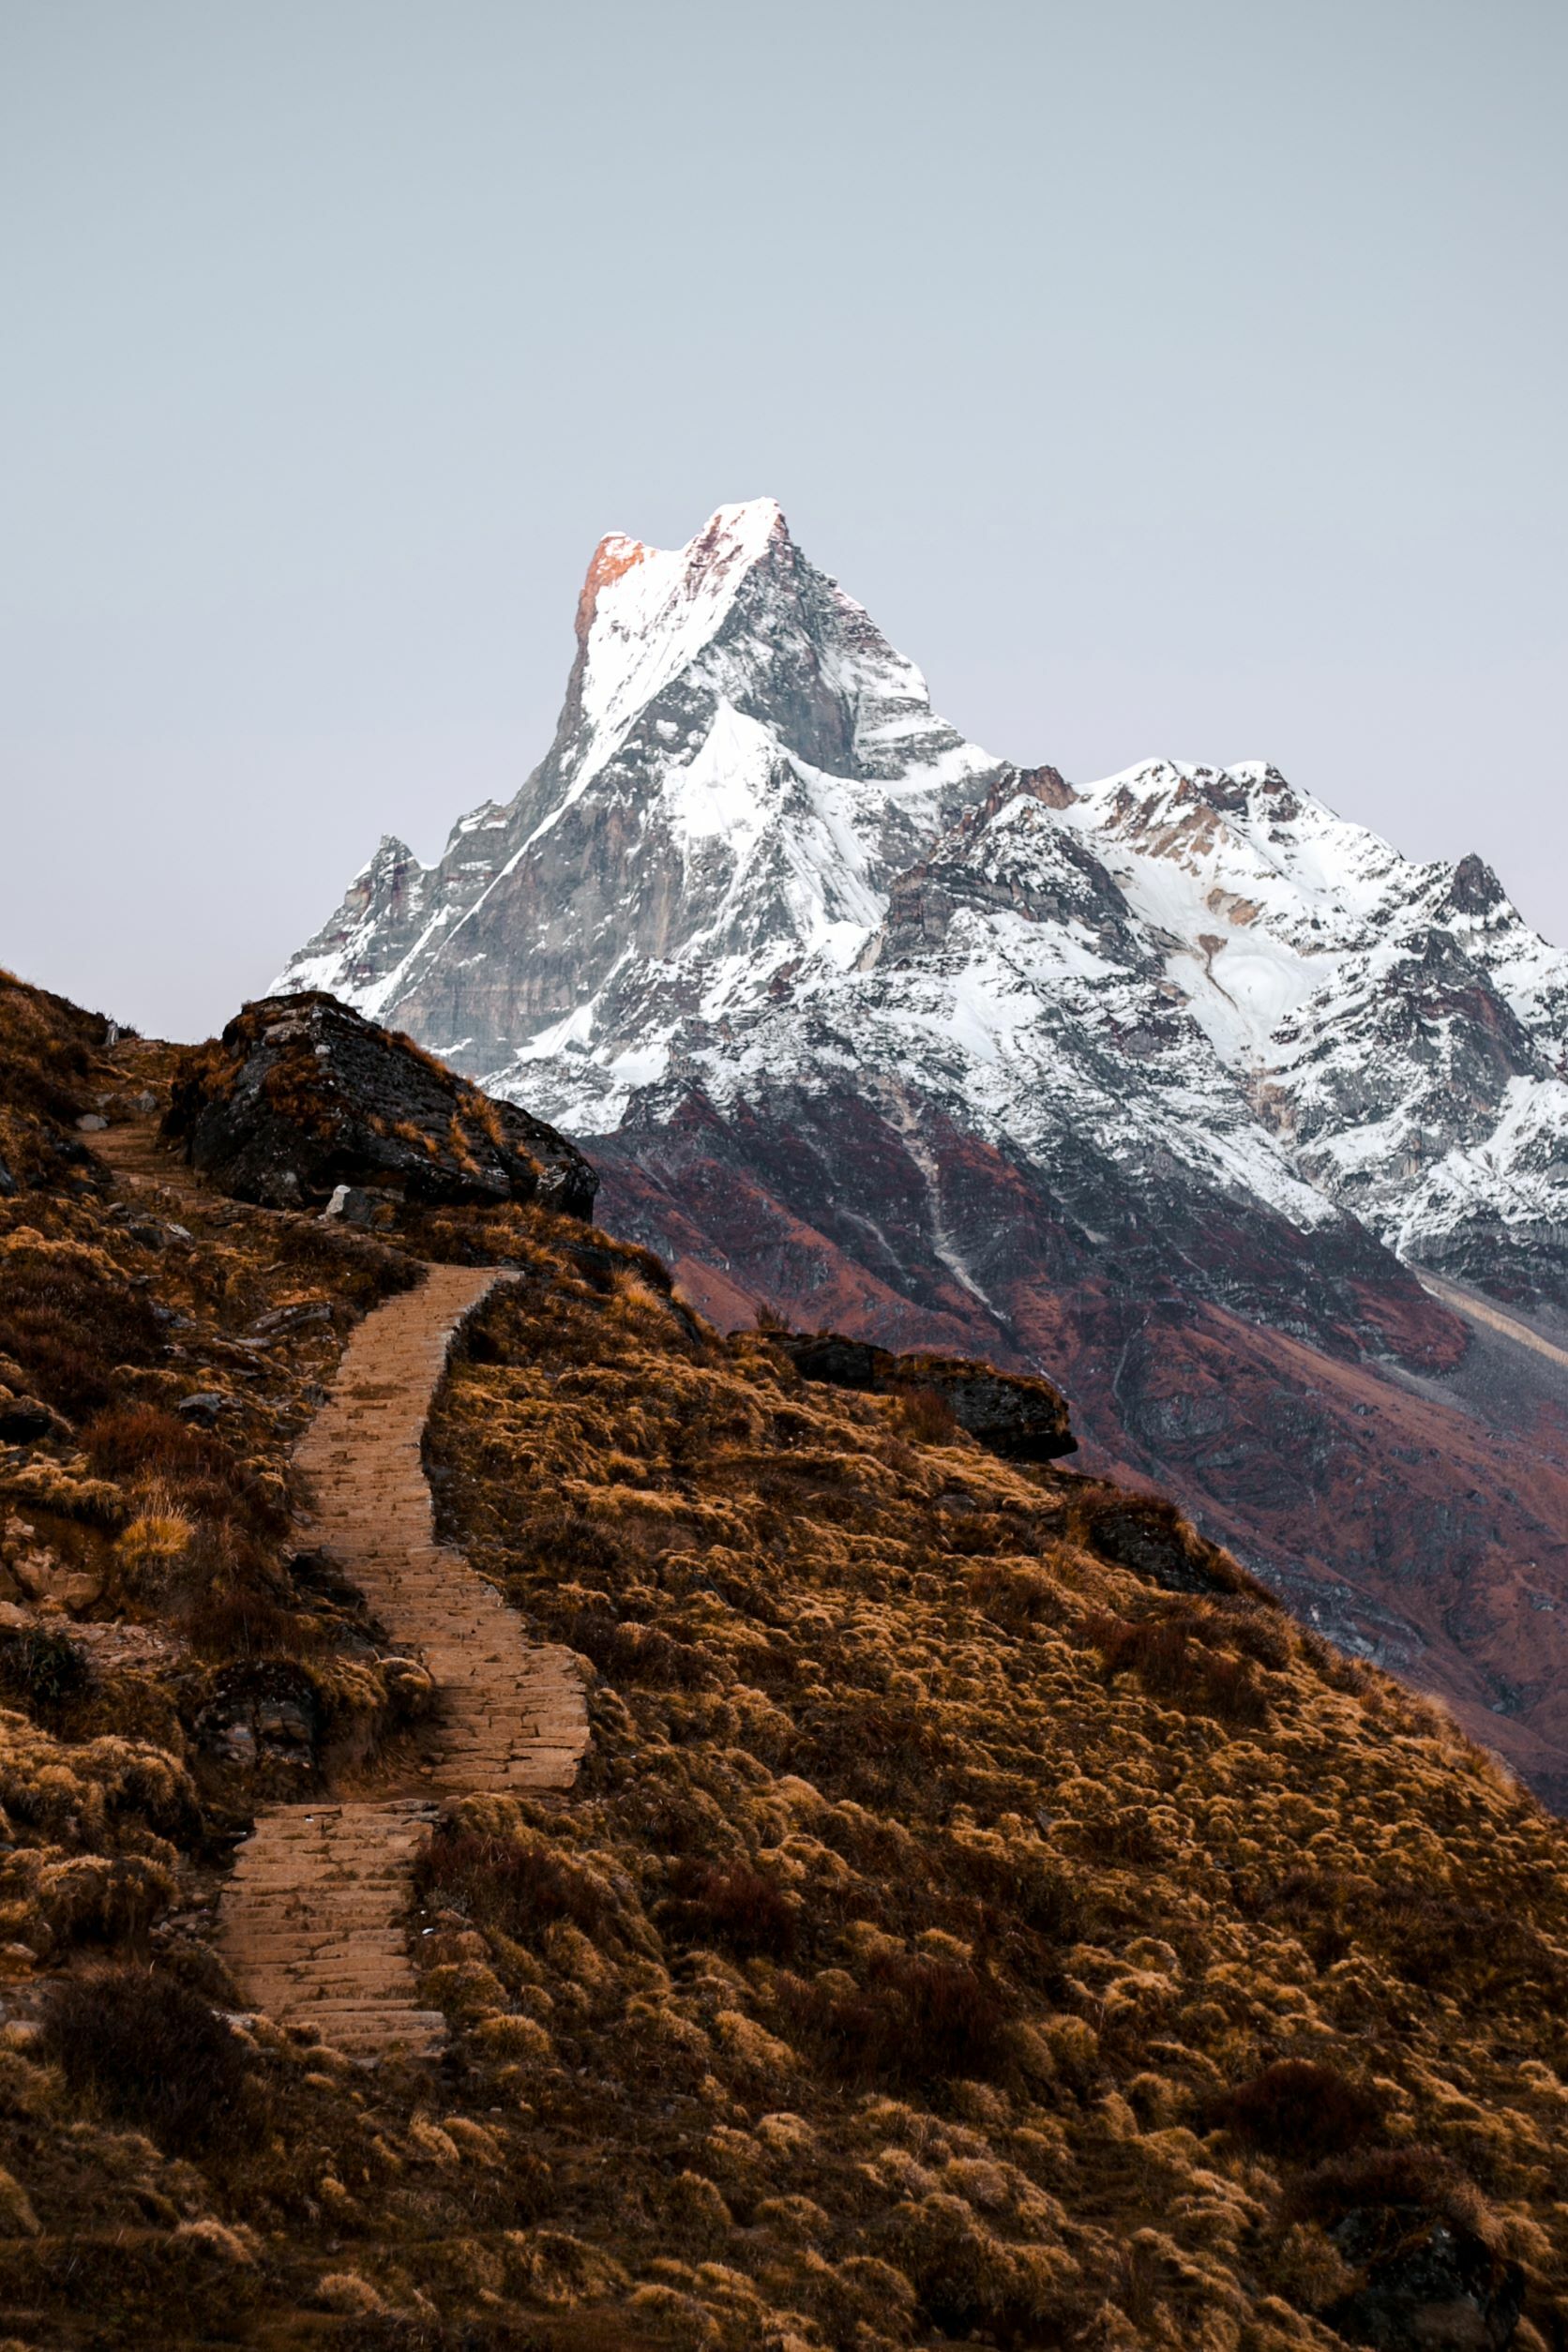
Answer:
xmin=279 ymin=500 xmax=1568 ymax=1799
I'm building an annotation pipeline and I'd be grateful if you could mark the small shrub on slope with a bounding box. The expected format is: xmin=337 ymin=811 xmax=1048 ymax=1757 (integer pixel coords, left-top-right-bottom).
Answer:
xmin=416 ymin=1821 xmax=615 ymax=1943
xmin=780 ymin=1946 xmax=1013 ymax=2090
xmin=0 ymin=1622 xmax=91 ymax=1714
xmin=40 ymin=1965 xmax=254 ymax=2154
xmin=1083 ymin=1600 xmax=1273 ymax=1724
xmin=1209 ymin=2058 xmax=1389 ymax=2162
xmin=660 ymin=1857 xmax=800 ymax=1961
xmin=0 ymin=1233 xmax=163 ymax=1418
xmin=891 ymin=1384 xmax=958 ymax=1445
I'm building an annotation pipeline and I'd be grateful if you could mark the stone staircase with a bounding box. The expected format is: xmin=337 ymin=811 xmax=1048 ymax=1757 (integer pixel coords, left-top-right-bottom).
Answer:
xmin=218 ymin=1265 xmax=588 ymax=2057
xmin=219 ymin=1800 xmax=442 ymax=2055
xmin=93 ymin=1123 xmax=588 ymax=2058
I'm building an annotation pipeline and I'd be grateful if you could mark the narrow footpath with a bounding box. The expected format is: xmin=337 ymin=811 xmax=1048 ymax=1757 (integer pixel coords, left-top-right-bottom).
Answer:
xmin=94 ymin=1125 xmax=589 ymax=2057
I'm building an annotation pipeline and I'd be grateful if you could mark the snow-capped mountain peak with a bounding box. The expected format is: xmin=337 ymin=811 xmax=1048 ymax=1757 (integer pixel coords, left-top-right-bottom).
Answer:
xmin=277 ymin=504 xmax=1568 ymax=1313
xmin=567 ymin=498 xmax=789 ymax=777
xmin=276 ymin=499 xmax=1008 ymax=1086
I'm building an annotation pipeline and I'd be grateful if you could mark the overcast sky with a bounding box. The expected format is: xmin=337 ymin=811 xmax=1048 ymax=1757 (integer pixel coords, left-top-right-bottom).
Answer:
xmin=1 ymin=0 xmax=1563 ymax=1039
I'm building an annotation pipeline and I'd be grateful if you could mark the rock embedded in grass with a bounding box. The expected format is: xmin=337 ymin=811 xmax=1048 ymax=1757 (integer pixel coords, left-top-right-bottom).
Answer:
xmin=771 ymin=1328 xmax=1076 ymax=1459
xmin=161 ymin=991 xmax=597 ymax=1218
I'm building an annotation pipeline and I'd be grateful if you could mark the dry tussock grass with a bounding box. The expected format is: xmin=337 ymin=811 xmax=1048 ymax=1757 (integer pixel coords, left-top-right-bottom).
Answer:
xmin=0 ymin=1013 xmax=417 ymax=1727
xmin=354 ymin=1213 xmax=1568 ymax=2349
xmin=5 ymin=977 xmax=1568 ymax=2346
xmin=0 ymin=964 xmax=111 ymax=1196
xmin=39 ymin=1961 xmax=256 ymax=2151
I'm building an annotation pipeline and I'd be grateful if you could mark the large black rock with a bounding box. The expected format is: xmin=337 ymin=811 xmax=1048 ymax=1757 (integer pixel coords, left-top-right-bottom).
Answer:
xmin=1327 ymin=2211 xmax=1523 ymax=2350
xmin=164 ymin=993 xmax=597 ymax=1218
xmin=772 ymin=1331 xmax=1075 ymax=1461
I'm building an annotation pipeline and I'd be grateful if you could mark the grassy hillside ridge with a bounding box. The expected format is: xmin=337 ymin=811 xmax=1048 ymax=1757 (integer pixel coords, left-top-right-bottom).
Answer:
xmin=0 ymin=971 xmax=1563 ymax=2346
xmin=0 ymin=965 xmax=116 ymax=1198
xmin=407 ymin=1215 xmax=1568 ymax=2350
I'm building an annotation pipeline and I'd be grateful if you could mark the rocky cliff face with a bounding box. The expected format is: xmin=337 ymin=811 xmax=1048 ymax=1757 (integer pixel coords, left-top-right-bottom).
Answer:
xmin=279 ymin=500 xmax=1568 ymax=1796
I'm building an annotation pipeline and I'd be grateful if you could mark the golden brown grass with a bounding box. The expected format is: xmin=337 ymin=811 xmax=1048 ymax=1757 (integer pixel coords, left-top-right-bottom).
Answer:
xmin=0 ymin=964 xmax=113 ymax=1196
xmin=374 ymin=1214 xmax=1568 ymax=2349
xmin=0 ymin=994 xmax=434 ymax=1936
xmin=5 ymin=975 xmax=1568 ymax=2346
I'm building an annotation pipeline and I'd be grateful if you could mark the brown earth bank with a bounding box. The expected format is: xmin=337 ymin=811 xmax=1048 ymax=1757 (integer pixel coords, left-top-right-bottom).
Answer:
xmin=587 ymin=1090 xmax=1568 ymax=1809
xmin=6 ymin=969 xmax=1568 ymax=2346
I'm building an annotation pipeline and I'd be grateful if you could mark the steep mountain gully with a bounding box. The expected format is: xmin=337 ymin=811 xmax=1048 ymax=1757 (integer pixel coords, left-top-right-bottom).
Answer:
xmin=92 ymin=1121 xmax=589 ymax=2057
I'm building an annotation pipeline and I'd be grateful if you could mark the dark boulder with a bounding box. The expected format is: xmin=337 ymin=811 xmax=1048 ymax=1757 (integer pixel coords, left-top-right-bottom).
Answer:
xmin=778 ymin=1334 xmax=893 ymax=1391
xmin=894 ymin=1352 xmax=1075 ymax=1461
xmin=1327 ymin=2212 xmax=1522 ymax=2349
xmin=321 ymin=1184 xmax=380 ymax=1228
xmin=0 ymin=1390 xmax=70 ymax=1444
xmin=199 ymin=1657 xmax=324 ymax=1769
xmin=1087 ymin=1498 xmax=1244 ymax=1596
xmin=1297 ymin=2149 xmax=1524 ymax=2352
xmin=175 ymin=1392 xmax=232 ymax=1427
xmin=772 ymin=1331 xmax=1075 ymax=1461
xmin=162 ymin=993 xmax=597 ymax=1219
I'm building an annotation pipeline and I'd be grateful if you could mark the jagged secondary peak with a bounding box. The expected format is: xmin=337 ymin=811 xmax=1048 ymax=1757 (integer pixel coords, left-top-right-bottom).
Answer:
xmin=1053 ymin=759 xmax=1415 ymax=1064
xmin=1050 ymin=754 xmax=1568 ymax=1297
xmin=1065 ymin=758 xmax=1406 ymax=925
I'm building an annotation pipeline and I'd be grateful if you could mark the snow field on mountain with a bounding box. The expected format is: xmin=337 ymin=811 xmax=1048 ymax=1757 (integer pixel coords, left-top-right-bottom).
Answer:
xmin=1390 ymin=1075 xmax=1568 ymax=1253
xmin=658 ymin=702 xmax=887 ymax=962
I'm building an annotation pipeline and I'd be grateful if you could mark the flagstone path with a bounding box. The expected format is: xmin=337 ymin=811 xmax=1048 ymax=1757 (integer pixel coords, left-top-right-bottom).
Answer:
xmin=94 ymin=1123 xmax=588 ymax=2057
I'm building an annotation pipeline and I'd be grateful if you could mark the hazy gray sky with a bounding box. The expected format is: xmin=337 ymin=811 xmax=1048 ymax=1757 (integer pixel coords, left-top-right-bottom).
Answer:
xmin=2 ymin=0 xmax=1562 ymax=1039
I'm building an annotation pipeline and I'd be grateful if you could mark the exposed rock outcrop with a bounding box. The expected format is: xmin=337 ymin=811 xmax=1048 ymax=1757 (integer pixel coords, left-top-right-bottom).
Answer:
xmin=1328 ymin=2214 xmax=1523 ymax=2352
xmin=1083 ymin=1493 xmax=1249 ymax=1598
xmin=1305 ymin=2155 xmax=1527 ymax=2352
xmin=773 ymin=1329 xmax=1076 ymax=1460
xmin=162 ymin=994 xmax=597 ymax=1218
